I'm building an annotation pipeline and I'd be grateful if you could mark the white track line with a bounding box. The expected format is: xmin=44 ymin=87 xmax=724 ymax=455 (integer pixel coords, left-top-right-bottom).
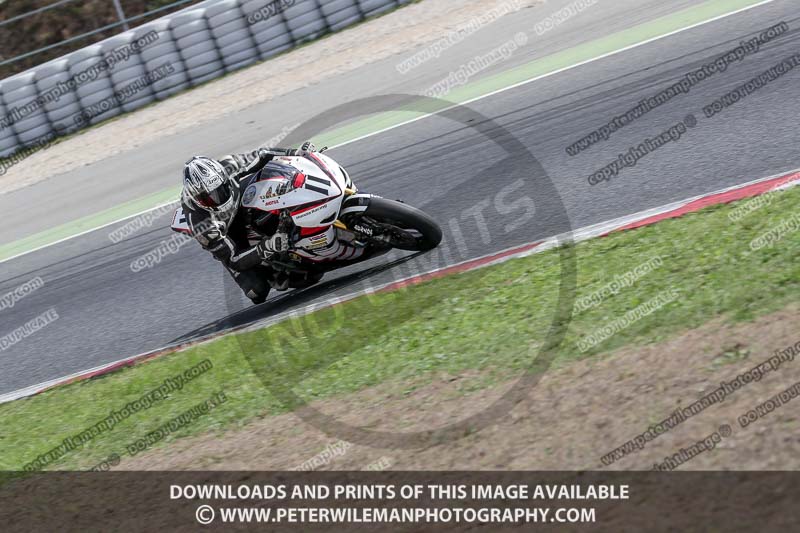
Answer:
xmin=3 ymin=165 xmax=797 ymax=404
xmin=0 ymin=0 xmax=776 ymax=266
xmin=0 ymin=199 xmax=180 ymax=266
xmin=330 ymin=0 xmax=778 ymax=151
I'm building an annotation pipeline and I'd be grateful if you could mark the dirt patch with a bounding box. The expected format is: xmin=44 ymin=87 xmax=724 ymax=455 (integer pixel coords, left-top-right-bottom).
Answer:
xmin=1 ymin=0 xmax=543 ymax=194
xmin=119 ymin=305 xmax=800 ymax=471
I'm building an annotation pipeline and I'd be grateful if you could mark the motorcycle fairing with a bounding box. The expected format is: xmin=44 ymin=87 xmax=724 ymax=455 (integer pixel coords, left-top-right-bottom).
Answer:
xmin=241 ymin=154 xmax=348 ymax=228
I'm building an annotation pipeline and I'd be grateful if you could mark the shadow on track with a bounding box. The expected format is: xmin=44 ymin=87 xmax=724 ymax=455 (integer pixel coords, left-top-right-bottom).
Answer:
xmin=168 ymin=251 xmax=426 ymax=344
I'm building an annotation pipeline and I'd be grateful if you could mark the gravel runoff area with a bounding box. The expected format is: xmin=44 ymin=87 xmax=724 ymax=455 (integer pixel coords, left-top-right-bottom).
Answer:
xmin=0 ymin=0 xmax=544 ymax=195
xmin=119 ymin=305 xmax=800 ymax=471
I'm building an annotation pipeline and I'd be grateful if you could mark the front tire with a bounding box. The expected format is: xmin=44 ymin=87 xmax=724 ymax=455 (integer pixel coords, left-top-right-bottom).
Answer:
xmin=362 ymin=198 xmax=442 ymax=251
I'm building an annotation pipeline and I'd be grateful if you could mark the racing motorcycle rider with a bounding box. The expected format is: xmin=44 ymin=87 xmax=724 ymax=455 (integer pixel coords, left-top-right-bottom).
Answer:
xmin=181 ymin=142 xmax=366 ymax=304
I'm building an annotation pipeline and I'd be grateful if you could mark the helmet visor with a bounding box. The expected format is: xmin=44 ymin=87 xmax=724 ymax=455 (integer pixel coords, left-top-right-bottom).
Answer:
xmin=194 ymin=184 xmax=231 ymax=208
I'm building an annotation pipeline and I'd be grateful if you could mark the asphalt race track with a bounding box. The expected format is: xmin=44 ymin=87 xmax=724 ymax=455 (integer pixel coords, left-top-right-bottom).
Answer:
xmin=1 ymin=0 xmax=798 ymax=395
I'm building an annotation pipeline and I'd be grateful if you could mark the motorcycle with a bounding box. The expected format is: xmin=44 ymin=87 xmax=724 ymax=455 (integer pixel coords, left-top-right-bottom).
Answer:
xmin=170 ymin=149 xmax=442 ymax=293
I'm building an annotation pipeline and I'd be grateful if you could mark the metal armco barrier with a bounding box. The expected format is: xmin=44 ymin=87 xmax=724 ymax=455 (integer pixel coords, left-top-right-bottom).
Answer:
xmin=0 ymin=0 xmax=408 ymax=158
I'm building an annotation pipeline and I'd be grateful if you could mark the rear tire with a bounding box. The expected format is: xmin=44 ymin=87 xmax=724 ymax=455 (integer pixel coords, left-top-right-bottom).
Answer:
xmin=363 ymin=198 xmax=442 ymax=251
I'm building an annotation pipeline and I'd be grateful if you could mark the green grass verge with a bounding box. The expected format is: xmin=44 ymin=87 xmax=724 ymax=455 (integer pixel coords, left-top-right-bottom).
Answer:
xmin=1 ymin=185 xmax=799 ymax=471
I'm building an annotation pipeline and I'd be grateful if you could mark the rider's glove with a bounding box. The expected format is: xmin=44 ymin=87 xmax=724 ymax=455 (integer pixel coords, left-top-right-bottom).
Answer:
xmin=202 ymin=220 xmax=227 ymax=242
xmin=257 ymin=232 xmax=290 ymax=259
xmin=197 ymin=220 xmax=229 ymax=255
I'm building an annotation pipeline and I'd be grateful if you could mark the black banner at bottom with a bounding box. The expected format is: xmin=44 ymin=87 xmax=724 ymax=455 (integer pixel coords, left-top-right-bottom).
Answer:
xmin=1 ymin=471 xmax=797 ymax=531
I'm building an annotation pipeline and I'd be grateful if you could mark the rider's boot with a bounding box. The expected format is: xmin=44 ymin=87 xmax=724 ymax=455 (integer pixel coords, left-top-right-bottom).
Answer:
xmin=228 ymin=266 xmax=271 ymax=304
xmin=269 ymin=272 xmax=290 ymax=291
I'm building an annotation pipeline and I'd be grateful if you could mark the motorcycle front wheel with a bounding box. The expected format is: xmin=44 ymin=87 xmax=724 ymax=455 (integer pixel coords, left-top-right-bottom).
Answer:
xmin=361 ymin=197 xmax=442 ymax=251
